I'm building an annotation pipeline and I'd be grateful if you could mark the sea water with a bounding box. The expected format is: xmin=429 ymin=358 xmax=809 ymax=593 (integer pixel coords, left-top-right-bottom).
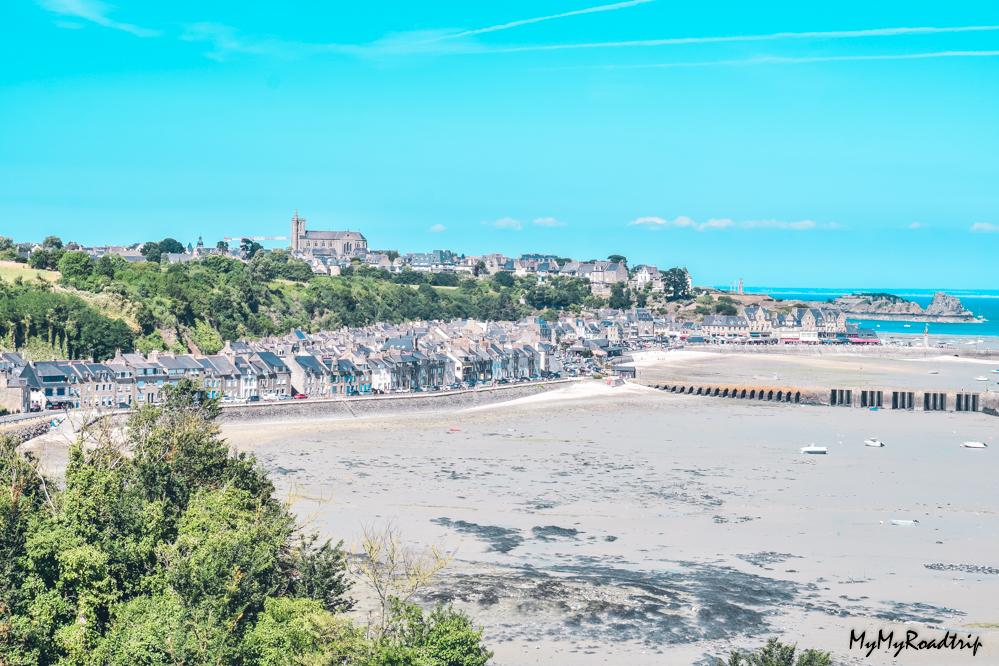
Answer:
xmin=727 ymin=287 xmax=999 ymax=339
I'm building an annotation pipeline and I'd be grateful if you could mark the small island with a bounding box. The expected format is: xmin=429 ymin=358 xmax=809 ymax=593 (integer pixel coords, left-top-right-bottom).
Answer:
xmin=831 ymin=291 xmax=983 ymax=323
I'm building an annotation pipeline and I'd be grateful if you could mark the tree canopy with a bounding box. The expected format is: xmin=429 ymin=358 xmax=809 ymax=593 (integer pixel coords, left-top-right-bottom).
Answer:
xmin=0 ymin=380 xmax=491 ymax=665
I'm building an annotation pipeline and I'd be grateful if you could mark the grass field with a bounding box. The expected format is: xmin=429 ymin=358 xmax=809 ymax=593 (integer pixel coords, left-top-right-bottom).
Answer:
xmin=0 ymin=261 xmax=60 ymax=283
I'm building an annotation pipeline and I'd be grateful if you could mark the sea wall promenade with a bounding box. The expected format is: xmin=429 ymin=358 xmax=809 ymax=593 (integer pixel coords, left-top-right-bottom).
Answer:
xmin=217 ymin=379 xmax=574 ymax=423
xmin=2 ymin=379 xmax=577 ymax=442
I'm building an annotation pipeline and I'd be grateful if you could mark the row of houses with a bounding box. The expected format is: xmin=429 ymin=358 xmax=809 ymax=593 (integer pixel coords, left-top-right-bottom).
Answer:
xmin=0 ymin=318 xmax=566 ymax=414
xmin=0 ymin=301 xmax=881 ymax=414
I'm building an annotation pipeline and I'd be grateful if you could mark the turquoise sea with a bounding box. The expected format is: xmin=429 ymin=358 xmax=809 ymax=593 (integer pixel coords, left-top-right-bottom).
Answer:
xmin=728 ymin=287 xmax=999 ymax=339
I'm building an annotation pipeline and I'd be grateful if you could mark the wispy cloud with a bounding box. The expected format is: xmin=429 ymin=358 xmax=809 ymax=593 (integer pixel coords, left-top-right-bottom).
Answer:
xmin=591 ymin=50 xmax=999 ymax=70
xmin=179 ymin=23 xmax=478 ymax=61
xmin=908 ymin=222 xmax=925 ymax=230
xmin=970 ymin=222 xmax=999 ymax=233
xmin=432 ymin=0 xmax=654 ymax=42
xmin=38 ymin=0 xmax=159 ymax=37
xmin=631 ymin=216 xmax=837 ymax=231
xmin=484 ymin=217 xmax=524 ymax=230
xmin=493 ymin=24 xmax=999 ymax=54
xmin=428 ymin=223 xmax=447 ymax=233
xmin=532 ymin=217 xmax=566 ymax=227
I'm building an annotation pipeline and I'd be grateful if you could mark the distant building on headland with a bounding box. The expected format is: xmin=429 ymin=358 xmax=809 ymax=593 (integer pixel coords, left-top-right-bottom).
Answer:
xmin=290 ymin=211 xmax=367 ymax=258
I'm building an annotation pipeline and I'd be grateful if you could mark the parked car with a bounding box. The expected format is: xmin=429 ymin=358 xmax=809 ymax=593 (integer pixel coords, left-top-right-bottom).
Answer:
xmin=293 ymin=393 xmax=308 ymax=400
xmin=247 ymin=395 xmax=260 ymax=402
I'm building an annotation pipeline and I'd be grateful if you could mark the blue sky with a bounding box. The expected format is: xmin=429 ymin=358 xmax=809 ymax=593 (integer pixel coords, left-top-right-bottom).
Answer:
xmin=1 ymin=0 xmax=998 ymax=288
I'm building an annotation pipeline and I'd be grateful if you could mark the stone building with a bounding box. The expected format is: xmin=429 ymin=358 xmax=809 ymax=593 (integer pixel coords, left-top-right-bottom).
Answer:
xmin=290 ymin=211 xmax=367 ymax=257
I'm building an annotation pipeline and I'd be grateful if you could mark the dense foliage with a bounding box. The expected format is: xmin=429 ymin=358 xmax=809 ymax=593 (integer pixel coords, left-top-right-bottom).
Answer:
xmin=0 ymin=280 xmax=135 ymax=360
xmin=45 ymin=250 xmax=604 ymax=353
xmin=5 ymin=234 xmax=693 ymax=360
xmin=0 ymin=380 xmax=492 ymax=665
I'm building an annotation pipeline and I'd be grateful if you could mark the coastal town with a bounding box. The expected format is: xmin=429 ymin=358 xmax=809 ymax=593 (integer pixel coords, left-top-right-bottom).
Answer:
xmin=0 ymin=213 xmax=908 ymax=415
xmin=0 ymin=299 xmax=877 ymax=414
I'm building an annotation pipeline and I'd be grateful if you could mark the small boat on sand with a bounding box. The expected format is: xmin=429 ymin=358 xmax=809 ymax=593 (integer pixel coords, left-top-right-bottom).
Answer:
xmin=962 ymin=441 xmax=988 ymax=449
xmin=447 ymin=426 xmax=462 ymax=433
xmin=974 ymin=376 xmax=988 ymax=381
xmin=928 ymin=370 xmax=939 ymax=375
xmin=864 ymin=438 xmax=885 ymax=448
xmin=801 ymin=445 xmax=828 ymax=455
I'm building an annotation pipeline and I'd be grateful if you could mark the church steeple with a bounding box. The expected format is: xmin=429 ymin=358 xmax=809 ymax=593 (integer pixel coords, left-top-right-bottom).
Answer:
xmin=290 ymin=210 xmax=306 ymax=254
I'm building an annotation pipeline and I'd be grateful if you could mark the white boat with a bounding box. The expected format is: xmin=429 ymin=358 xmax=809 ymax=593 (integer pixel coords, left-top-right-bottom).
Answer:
xmin=927 ymin=370 xmax=939 ymax=375
xmin=801 ymin=445 xmax=828 ymax=455
xmin=974 ymin=376 xmax=989 ymax=381
xmin=903 ymin=324 xmax=911 ymax=328
xmin=962 ymin=441 xmax=988 ymax=449
xmin=889 ymin=519 xmax=919 ymax=526
xmin=864 ymin=438 xmax=885 ymax=448
xmin=993 ymin=369 xmax=999 ymax=374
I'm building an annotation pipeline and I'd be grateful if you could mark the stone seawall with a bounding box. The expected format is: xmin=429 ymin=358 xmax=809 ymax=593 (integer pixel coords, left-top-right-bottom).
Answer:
xmin=219 ymin=380 xmax=576 ymax=424
xmin=0 ymin=418 xmax=54 ymax=445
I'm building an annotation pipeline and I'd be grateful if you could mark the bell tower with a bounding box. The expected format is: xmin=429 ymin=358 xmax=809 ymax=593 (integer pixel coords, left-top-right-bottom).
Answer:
xmin=290 ymin=211 xmax=306 ymax=253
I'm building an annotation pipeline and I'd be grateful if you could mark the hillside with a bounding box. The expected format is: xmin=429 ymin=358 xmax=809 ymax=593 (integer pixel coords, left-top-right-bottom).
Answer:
xmin=1 ymin=251 xmax=607 ymax=360
xmin=0 ymin=260 xmax=60 ymax=284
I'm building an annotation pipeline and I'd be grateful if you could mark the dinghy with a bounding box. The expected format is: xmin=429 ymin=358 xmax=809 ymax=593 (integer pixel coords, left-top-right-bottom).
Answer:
xmin=864 ymin=438 xmax=885 ymax=448
xmin=800 ymin=445 xmax=828 ymax=455
xmin=974 ymin=376 xmax=989 ymax=381
xmin=962 ymin=441 xmax=988 ymax=449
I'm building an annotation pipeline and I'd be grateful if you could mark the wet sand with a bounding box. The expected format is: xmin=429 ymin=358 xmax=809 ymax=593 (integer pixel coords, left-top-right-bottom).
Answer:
xmin=634 ymin=350 xmax=999 ymax=393
xmin=224 ymin=376 xmax=999 ymax=665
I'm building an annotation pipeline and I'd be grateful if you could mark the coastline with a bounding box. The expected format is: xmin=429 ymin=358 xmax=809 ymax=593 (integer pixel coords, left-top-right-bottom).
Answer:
xmin=223 ymin=372 xmax=999 ymax=665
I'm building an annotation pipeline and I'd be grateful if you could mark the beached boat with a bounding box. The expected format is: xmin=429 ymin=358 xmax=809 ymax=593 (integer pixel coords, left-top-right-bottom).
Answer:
xmin=962 ymin=441 xmax=988 ymax=449
xmin=927 ymin=370 xmax=939 ymax=375
xmin=800 ymin=445 xmax=828 ymax=455
xmin=974 ymin=376 xmax=988 ymax=381
xmin=864 ymin=438 xmax=885 ymax=447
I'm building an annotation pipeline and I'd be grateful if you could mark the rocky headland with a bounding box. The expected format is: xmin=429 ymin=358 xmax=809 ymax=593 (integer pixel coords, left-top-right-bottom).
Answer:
xmin=830 ymin=291 xmax=981 ymax=322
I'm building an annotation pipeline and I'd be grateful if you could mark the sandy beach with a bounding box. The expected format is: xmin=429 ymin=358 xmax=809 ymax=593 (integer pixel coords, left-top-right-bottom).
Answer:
xmin=223 ymin=367 xmax=999 ymax=665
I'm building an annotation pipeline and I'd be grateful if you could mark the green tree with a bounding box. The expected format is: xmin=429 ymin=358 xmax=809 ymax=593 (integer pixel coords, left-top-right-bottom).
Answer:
xmin=140 ymin=242 xmax=162 ymax=263
xmin=607 ymin=254 xmax=627 ymax=265
xmin=714 ymin=301 xmax=739 ymax=316
xmin=42 ymin=236 xmax=63 ymax=250
xmin=663 ymin=267 xmax=692 ymax=301
xmin=57 ymin=251 xmax=95 ymax=286
xmin=491 ymin=271 xmax=514 ymax=288
xmin=240 ymin=238 xmax=264 ymax=259
xmin=609 ymin=283 xmax=632 ymax=309
xmin=724 ymin=638 xmax=832 ymax=666
xmin=190 ymin=319 xmax=224 ymax=354
xmin=158 ymin=238 xmax=185 ymax=255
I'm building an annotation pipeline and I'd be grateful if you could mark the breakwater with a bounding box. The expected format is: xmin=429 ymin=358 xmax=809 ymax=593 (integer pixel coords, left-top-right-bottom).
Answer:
xmin=646 ymin=380 xmax=998 ymax=415
xmin=0 ymin=417 xmax=54 ymax=445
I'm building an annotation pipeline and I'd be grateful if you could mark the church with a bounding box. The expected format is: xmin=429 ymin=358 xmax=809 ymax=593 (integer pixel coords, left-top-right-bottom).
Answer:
xmin=290 ymin=211 xmax=367 ymax=257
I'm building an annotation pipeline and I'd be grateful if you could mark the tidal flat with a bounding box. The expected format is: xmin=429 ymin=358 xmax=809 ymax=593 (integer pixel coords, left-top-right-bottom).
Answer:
xmin=225 ymin=380 xmax=999 ymax=665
